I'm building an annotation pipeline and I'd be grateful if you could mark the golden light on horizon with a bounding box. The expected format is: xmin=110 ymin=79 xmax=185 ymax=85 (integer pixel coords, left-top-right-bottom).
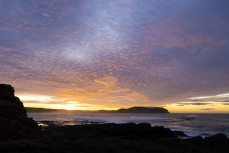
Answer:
xmin=18 ymin=92 xmax=229 ymax=113
xmin=18 ymin=93 xmax=67 ymax=102
xmin=165 ymin=102 xmax=229 ymax=113
xmin=18 ymin=93 xmax=107 ymax=111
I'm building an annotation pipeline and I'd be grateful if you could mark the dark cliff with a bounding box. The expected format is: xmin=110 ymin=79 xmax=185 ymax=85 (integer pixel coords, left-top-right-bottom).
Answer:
xmin=0 ymin=84 xmax=38 ymax=140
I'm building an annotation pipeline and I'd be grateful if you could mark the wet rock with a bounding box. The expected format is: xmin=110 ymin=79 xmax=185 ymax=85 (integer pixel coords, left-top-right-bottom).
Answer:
xmin=0 ymin=84 xmax=39 ymax=140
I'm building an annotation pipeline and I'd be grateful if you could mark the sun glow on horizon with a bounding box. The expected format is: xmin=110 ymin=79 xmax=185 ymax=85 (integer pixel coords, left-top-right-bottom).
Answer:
xmin=18 ymin=93 xmax=67 ymax=102
xmin=16 ymin=92 xmax=229 ymax=113
xmin=18 ymin=93 xmax=106 ymax=111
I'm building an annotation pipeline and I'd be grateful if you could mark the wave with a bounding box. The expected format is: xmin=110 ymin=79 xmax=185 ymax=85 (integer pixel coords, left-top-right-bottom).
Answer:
xmin=29 ymin=112 xmax=229 ymax=137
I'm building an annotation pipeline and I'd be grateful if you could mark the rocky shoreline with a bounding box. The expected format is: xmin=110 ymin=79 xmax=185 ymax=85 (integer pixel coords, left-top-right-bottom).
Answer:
xmin=0 ymin=84 xmax=228 ymax=153
xmin=0 ymin=123 xmax=228 ymax=153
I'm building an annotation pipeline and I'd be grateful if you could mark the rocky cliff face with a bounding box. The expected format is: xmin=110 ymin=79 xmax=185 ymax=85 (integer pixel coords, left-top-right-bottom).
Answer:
xmin=0 ymin=84 xmax=38 ymax=140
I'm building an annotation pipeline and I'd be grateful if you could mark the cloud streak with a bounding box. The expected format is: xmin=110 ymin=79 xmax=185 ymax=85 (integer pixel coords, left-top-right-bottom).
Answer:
xmin=189 ymin=93 xmax=229 ymax=100
xmin=0 ymin=0 xmax=229 ymax=112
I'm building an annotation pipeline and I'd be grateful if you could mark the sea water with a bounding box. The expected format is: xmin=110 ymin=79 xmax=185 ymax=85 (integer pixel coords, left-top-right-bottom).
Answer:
xmin=28 ymin=112 xmax=229 ymax=137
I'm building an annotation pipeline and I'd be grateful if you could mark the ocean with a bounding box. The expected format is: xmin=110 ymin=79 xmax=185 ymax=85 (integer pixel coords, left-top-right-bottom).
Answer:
xmin=28 ymin=112 xmax=229 ymax=137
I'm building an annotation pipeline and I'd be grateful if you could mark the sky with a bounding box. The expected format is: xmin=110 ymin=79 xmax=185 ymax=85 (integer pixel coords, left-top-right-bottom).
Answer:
xmin=0 ymin=0 xmax=229 ymax=113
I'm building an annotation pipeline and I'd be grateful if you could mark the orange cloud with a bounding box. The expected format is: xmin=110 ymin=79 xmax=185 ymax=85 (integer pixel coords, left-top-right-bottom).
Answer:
xmin=16 ymin=76 xmax=153 ymax=110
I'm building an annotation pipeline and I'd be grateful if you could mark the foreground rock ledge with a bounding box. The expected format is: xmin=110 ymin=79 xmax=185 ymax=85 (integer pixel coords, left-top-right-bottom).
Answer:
xmin=0 ymin=123 xmax=228 ymax=153
xmin=0 ymin=84 xmax=38 ymax=140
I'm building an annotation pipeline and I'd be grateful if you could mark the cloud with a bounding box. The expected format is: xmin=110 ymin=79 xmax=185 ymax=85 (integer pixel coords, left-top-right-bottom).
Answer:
xmin=189 ymin=93 xmax=229 ymax=100
xmin=18 ymin=93 xmax=103 ymax=110
xmin=16 ymin=76 xmax=152 ymax=109
xmin=176 ymin=102 xmax=213 ymax=106
xmin=17 ymin=93 xmax=67 ymax=103
xmin=200 ymin=108 xmax=215 ymax=111
xmin=65 ymin=76 xmax=151 ymax=108
xmin=217 ymin=100 xmax=229 ymax=102
xmin=0 ymin=0 xmax=229 ymax=111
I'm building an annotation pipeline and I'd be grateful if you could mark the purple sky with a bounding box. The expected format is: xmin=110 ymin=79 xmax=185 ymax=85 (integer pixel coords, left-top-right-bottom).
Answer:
xmin=1 ymin=0 xmax=229 ymax=111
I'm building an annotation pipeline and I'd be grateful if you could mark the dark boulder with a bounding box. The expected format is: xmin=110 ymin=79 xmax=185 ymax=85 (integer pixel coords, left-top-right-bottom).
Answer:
xmin=173 ymin=130 xmax=187 ymax=137
xmin=204 ymin=133 xmax=228 ymax=144
xmin=0 ymin=84 xmax=15 ymax=98
xmin=186 ymin=136 xmax=204 ymax=144
xmin=0 ymin=84 xmax=39 ymax=140
xmin=75 ymin=123 xmax=175 ymax=139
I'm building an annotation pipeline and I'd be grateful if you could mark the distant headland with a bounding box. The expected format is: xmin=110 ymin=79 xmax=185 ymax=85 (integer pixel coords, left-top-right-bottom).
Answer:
xmin=26 ymin=106 xmax=169 ymax=113
xmin=98 ymin=107 xmax=169 ymax=113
